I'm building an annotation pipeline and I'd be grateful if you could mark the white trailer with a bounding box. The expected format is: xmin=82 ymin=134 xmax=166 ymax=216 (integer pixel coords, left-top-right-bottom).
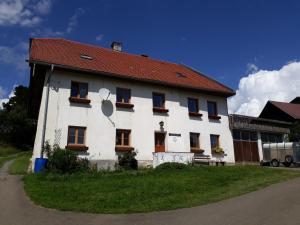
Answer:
xmin=262 ymin=142 xmax=300 ymax=167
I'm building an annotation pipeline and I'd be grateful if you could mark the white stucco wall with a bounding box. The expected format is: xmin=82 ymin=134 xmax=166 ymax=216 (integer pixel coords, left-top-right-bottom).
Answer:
xmin=32 ymin=70 xmax=235 ymax=168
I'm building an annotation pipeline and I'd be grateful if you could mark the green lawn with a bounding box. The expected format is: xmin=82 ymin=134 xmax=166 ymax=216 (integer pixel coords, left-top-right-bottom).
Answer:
xmin=24 ymin=166 xmax=300 ymax=214
xmin=0 ymin=145 xmax=21 ymax=168
xmin=9 ymin=151 xmax=32 ymax=175
xmin=0 ymin=145 xmax=21 ymax=157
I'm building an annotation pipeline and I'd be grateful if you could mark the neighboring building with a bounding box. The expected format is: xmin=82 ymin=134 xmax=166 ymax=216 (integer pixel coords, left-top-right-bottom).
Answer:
xmin=230 ymin=97 xmax=300 ymax=163
xmin=259 ymin=99 xmax=300 ymax=123
xmin=229 ymin=114 xmax=291 ymax=163
xmin=29 ymin=38 xmax=236 ymax=169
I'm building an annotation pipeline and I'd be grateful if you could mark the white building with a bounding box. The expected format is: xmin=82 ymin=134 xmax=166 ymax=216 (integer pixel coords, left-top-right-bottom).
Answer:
xmin=29 ymin=38 xmax=236 ymax=169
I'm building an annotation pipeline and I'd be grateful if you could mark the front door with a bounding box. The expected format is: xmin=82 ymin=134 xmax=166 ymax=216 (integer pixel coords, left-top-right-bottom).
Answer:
xmin=155 ymin=132 xmax=166 ymax=152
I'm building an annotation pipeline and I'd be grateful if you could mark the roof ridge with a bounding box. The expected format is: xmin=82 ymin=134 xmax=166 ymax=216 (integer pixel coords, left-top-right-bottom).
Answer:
xmin=55 ymin=38 xmax=181 ymax=66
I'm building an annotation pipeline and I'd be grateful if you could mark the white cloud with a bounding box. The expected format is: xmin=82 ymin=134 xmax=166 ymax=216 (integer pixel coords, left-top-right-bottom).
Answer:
xmin=66 ymin=8 xmax=84 ymax=33
xmin=0 ymin=42 xmax=27 ymax=71
xmin=96 ymin=34 xmax=104 ymax=41
xmin=228 ymin=61 xmax=300 ymax=117
xmin=246 ymin=63 xmax=258 ymax=74
xmin=31 ymin=8 xmax=85 ymax=37
xmin=0 ymin=0 xmax=53 ymax=27
xmin=0 ymin=86 xmax=8 ymax=109
xmin=0 ymin=86 xmax=15 ymax=110
xmin=33 ymin=0 xmax=53 ymax=15
xmin=31 ymin=27 xmax=64 ymax=37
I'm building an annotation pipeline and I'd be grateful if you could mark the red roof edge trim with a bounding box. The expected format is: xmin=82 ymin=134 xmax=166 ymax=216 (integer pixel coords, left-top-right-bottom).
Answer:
xmin=180 ymin=63 xmax=235 ymax=96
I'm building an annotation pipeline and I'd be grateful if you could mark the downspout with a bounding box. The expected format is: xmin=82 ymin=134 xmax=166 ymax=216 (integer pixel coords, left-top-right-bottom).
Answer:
xmin=40 ymin=64 xmax=54 ymax=158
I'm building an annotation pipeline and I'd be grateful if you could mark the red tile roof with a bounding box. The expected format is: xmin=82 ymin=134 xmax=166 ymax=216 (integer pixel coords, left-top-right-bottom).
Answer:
xmin=29 ymin=38 xmax=235 ymax=97
xmin=269 ymin=101 xmax=300 ymax=119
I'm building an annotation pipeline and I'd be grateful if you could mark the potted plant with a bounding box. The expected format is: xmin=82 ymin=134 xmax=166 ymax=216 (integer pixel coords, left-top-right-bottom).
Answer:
xmin=212 ymin=146 xmax=224 ymax=154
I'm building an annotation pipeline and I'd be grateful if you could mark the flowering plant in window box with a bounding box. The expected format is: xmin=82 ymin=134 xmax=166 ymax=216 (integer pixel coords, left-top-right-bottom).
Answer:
xmin=212 ymin=147 xmax=224 ymax=154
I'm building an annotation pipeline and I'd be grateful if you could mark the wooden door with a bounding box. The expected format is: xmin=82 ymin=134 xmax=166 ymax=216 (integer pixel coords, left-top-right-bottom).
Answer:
xmin=234 ymin=140 xmax=259 ymax=162
xmin=155 ymin=132 xmax=166 ymax=152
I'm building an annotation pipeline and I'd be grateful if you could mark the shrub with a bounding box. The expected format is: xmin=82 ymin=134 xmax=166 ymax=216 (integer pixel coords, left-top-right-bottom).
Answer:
xmin=47 ymin=145 xmax=89 ymax=174
xmin=155 ymin=162 xmax=188 ymax=170
xmin=118 ymin=151 xmax=138 ymax=170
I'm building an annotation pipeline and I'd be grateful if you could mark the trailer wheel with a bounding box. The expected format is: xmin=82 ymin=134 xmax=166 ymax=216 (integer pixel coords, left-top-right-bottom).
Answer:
xmin=285 ymin=155 xmax=293 ymax=164
xmin=271 ymin=159 xmax=280 ymax=167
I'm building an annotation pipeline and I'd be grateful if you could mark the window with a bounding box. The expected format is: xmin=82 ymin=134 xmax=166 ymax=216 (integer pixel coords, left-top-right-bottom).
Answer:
xmin=232 ymin=130 xmax=240 ymax=140
xmin=188 ymin=98 xmax=199 ymax=113
xmin=66 ymin=126 xmax=88 ymax=150
xmin=116 ymin=129 xmax=131 ymax=146
xmin=241 ymin=131 xmax=250 ymax=141
xmin=210 ymin=134 xmax=220 ymax=149
xmin=261 ymin=133 xmax=283 ymax=143
xmin=71 ymin=81 xmax=88 ymax=99
xmin=190 ymin=133 xmax=200 ymax=149
xmin=207 ymin=101 xmax=218 ymax=116
xmin=116 ymin=88 xmax=131 ymax=103
xmin=152 ymin=92 xmax=168 ymax=113
xmin=250 ymin=132 xmax=258 ymax=141
xmin=153 ymin=93 xmax=165 ymax=108
xmin=68 ymin=126 xmax=86 ymax=145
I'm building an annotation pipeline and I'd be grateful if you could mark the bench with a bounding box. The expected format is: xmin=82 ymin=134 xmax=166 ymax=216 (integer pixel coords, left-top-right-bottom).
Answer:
xmin=193 ymin=154 xmax=211 ymax=165
xmin=193 ymin=154 xmax=226 ymax=166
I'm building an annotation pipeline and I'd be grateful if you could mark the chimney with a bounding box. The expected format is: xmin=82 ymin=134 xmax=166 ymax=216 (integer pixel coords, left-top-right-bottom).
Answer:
xmin=111 ymin=41 xmax=122 ymax=52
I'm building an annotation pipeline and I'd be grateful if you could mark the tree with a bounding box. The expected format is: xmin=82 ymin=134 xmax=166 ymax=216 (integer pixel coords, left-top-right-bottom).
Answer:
xmin=0 ymin=86 xmax=36 ymax=149
xmin=289 ymin=121 xmax=300 ymax=142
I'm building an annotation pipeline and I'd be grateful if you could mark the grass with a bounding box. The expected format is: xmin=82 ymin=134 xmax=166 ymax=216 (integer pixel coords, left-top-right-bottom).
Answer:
xmin=0 ymin=145 xmax=22 ymax=168
xmin=24 ymin=166 xmax=300 ymax=214
xmin=0 ymin=145 xmax=21 ymax=157
xmin=9 ymin=151 xmax=32 ymax=175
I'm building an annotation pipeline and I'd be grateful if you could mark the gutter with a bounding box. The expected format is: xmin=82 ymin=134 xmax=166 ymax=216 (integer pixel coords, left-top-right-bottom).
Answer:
xmin=40 ymin=64 xmax=54 ymax=158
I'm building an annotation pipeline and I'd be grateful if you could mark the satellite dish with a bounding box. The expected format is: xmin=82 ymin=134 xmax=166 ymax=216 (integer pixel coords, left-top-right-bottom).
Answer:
xmin=99 ymin=88 xmax=111 ymax=101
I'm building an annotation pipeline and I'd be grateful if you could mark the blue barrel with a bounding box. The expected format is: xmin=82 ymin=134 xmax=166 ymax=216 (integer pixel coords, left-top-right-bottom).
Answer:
xmin=34 ymin=158 xmax=48 ymax=173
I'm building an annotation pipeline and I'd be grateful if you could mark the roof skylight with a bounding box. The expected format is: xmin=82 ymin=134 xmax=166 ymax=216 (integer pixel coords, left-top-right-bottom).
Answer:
xmin=176 ymin=72 xmax=187 ymax=78
xmin=80 ymin=54 xmax=93 ymax=60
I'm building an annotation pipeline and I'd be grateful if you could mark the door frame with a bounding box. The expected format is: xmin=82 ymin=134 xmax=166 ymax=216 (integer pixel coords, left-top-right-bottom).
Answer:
xmin=154 ymin=131 xmax=167 ymax=152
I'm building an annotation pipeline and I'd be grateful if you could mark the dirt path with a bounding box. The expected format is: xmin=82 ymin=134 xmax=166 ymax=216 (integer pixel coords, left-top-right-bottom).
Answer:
xmin=1 ymin=160 xmax=300 ymax=225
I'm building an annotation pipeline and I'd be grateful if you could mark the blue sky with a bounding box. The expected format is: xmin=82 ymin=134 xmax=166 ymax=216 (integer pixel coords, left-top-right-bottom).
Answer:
xmin=0 ymin=0 xmax=300 ymax=115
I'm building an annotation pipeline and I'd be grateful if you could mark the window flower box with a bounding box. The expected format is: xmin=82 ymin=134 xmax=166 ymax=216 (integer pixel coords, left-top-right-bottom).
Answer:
xmin=191 ymin=148 xmax=205 ymax=154
xmin=69 ymin=97 xmax=91 ymax=104
xmin=116 ymin=102 xmax=134 ymax=109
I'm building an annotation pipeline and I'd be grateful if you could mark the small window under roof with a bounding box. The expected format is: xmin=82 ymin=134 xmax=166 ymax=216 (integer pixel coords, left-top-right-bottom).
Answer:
xmin=80 ymin=54 xmax=93 ymax=60
xmin=176 ymin=72 xmax=187 ymax=78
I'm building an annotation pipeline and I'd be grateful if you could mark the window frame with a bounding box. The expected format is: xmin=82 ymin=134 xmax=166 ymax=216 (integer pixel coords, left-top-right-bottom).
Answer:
xmin=210 ymin=134 xmax=220 ymax=149
xmin=188 ymin=98 xmax=202 ymax=117
xmin=152 ymin=92 xmax=168 ymax=113
xmin=207 ymin=101 xmax=221 ymax=120
xmin=116 ymin=87 xmax=131 ymax=103
xmin=66 ymin=126 xmax=88 ymax=151
xmin=188 ymin=98 xmax=199 ymax=113
xmin=115 ymin=129 xmax=134 ymax=152
xmin=116 ymin=87 xmax=134 ymax=108
xmin=69 ymin=81 xmax=90 ymax=104
xmin=190 ymin=132 xmax=201 ymax=150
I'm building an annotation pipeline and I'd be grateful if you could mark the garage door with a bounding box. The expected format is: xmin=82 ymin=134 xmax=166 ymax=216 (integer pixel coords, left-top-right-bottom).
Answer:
xmin=233 ymin=130 xmax=260 ymax=162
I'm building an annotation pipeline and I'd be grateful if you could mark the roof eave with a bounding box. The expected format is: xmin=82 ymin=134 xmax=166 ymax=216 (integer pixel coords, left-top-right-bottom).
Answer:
xmin=29 ymin=59 xmax=235 ymax=98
